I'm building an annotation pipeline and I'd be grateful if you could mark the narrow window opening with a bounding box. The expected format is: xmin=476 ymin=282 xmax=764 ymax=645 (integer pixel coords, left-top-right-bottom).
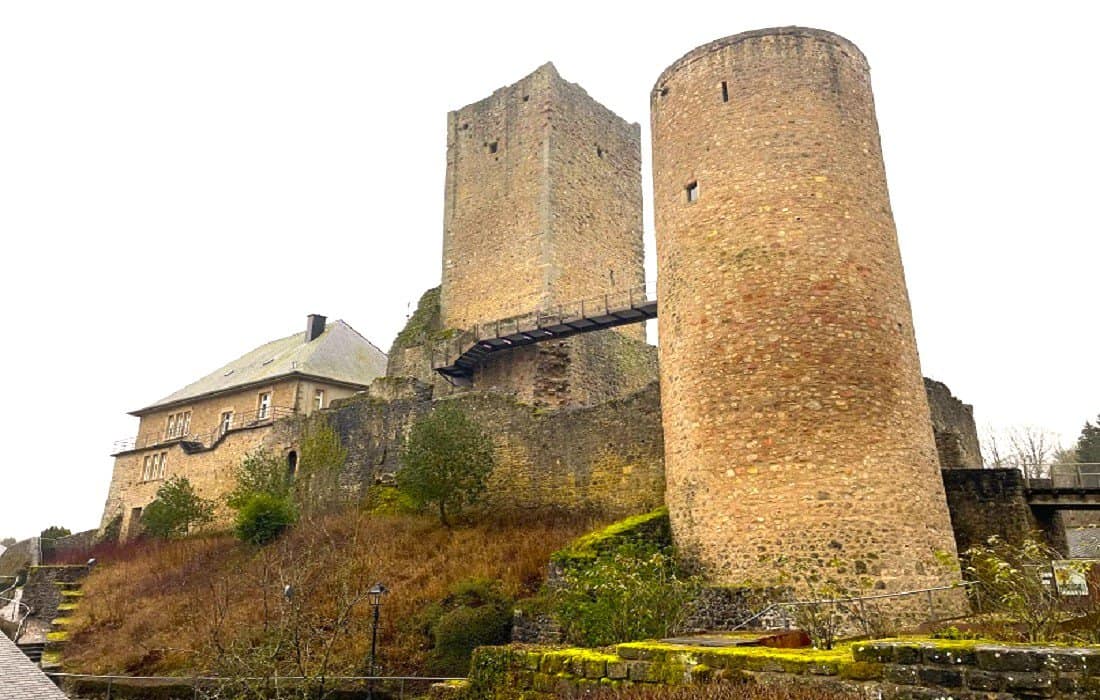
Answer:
xmin=487 ymin=141 xmax=498 ymax=154
xmin=659 ymin=87 xmax=669 ymax=97
xmin=522 ymin=95 xmax=529 ymax=102
xmin=287 ymin=450 xmax=298 ymax=480
xmin=596 ymin=146 xmax=604 ymax=158
xmin=686 ymin=181 xmax=699 ymax=203
xmin=461 ymin=123 xmax=469 ymax=130
xmin=721 ymin=81 xmax=729 ymax=102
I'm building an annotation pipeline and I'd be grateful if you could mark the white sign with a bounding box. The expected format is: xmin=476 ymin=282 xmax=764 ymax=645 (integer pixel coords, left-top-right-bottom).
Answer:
xmin=1052 ymin=560 xmax=1091 ymax=597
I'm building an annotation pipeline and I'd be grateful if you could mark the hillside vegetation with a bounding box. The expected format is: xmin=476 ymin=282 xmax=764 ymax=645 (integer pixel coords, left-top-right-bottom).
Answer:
xmin=64 ymin=508 xmax=598 ymax=678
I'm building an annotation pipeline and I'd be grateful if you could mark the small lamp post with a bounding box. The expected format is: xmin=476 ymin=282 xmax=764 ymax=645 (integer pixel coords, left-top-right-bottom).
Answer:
xmin=367 ymin=582 xmax=388 ymax=699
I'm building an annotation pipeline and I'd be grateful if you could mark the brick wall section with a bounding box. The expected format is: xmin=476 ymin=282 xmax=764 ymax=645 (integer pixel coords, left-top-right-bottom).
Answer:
xmin=327 ymin=379 xmax=665 ymax=516
xmin=925 ymin=378 xmax=983 ymax=469
xmin=651 ymin=27 xmax=963 ymax=598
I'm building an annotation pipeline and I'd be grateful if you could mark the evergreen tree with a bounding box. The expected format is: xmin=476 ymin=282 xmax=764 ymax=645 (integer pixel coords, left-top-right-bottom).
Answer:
xmin=1076 ymin=415 xmax=1100 ymax=463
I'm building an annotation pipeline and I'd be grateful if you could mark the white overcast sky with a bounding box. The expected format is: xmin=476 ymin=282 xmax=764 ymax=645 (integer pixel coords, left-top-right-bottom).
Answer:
xmin=1 ymin=2 xmax=1096 ymax=540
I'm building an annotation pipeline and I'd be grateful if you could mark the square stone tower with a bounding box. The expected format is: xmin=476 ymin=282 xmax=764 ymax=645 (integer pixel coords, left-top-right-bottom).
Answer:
xmin=439 ymin=63 xmax=655 ymax=407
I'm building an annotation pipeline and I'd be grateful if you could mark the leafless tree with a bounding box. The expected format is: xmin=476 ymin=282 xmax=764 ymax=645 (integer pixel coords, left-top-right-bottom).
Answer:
xmin=981 ymin=424 xmax=1063 ymax=479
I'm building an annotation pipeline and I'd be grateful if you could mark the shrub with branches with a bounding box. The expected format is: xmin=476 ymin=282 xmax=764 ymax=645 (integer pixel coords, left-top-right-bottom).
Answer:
xmin=142 ymin=476 xmax=215 ymax=539
xmin=398 ymin=403 xmax=496 ymax=527
xmin=965 ymin=535 xmax=1088 ymax=642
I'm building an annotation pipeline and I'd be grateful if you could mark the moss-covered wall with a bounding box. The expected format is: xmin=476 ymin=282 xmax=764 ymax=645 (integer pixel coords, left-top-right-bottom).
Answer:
xmin=434 ymin=638 xmax=1100 ymax=699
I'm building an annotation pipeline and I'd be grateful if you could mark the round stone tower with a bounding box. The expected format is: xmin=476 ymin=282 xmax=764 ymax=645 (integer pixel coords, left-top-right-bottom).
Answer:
xmin=651 ymin=28 xmax=962 ymax=596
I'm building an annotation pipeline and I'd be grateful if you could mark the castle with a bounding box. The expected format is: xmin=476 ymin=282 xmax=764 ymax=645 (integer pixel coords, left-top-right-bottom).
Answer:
xmin=103 ymin=28 xmax=1057 ymax=597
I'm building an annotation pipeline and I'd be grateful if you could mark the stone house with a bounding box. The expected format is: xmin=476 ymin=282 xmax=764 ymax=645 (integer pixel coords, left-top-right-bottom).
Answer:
xmin=100 ymin=315 xmax=387 ymax=540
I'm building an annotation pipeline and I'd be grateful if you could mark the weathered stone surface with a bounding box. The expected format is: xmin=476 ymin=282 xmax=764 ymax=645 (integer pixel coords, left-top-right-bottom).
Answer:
xmin=650 ymin=27 xmax=963 ymax=599
xmin=925 ymin=378 xmax=983 ymax=469
xmin=437 ymin=62 xmax=654 ymax=409
xmin=942 ymin=468 xmax=1045 ymax=554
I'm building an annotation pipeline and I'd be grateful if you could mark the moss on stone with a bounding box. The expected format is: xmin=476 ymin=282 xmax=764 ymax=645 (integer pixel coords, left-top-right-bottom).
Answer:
xmin=393 ymin=286 xmax=449 ymax=348
xmin=56 ymin=603 xmax=78 ymax=612
xmin=47 ymin=630 xmax=69 ymax=642
xmin=551 ymin=507 xmax=669 ymax=563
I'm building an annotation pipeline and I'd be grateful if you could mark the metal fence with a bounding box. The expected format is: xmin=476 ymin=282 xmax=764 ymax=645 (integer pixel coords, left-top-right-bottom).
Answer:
xmin=47 ymin=672 xmax=465 ymax=699
xmin=731 ymin=582 xmax=975 ymax=637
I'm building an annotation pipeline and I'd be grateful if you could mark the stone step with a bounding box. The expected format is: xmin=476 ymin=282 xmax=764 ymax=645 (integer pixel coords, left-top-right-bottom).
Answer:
xmin=18 ymin=642 xmax=45 ymax=663
xmin=44 ymin=630 xmax=69 ymax=653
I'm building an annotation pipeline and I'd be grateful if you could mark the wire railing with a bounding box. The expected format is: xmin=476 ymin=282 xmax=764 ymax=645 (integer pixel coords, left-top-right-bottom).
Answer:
xmin=0 ymin=579 xmax=33 ymax=643
xmin=112 ymin=406 xmax=296 ymax=454
xmin=730 ymin=582 xmax=975 ymax=635
xmin=46 ymin=672 xmax=466 ymax=699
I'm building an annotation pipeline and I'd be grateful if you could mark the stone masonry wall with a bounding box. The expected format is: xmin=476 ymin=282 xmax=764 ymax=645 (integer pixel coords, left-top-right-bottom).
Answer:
xmin=101 ymin=379 xmax=306 ymax=538
xmin=327 ymin=379 xmax=665 ymax=517
xmin=447 ymin=639 xmax=1100 ymax=700
xmin=941 ymin=468 xmax=1043 ymax=554
xmin=925 ymin=378 xmax=983 ymax=469
xmin=651 ymin=28 xmax=963 ymax=600
xmin=437 ymin=63 xmax=651 ymax=407
xmin=20 ymin=565 xmax=87 ymax=621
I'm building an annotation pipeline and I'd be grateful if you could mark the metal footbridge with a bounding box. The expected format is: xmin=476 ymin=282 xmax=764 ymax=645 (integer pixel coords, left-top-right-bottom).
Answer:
xmin=434 ymin=283 xmax=657 ymax=385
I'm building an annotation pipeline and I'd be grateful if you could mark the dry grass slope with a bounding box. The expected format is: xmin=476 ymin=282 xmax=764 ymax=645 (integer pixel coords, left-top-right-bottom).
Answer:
xmin=63 ymin=509 xmax=597 ymax=678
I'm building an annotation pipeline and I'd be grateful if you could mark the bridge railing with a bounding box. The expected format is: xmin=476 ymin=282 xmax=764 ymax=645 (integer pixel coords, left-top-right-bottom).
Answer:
xmin=1045 ymin=463 xmax=1100 ymax=489
xmin=436 ymin=282 xmax=657 ymax=370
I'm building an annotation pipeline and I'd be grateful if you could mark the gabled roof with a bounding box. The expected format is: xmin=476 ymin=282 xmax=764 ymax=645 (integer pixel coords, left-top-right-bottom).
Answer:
xmin=132 ymin=320 xmax=387 ymax=415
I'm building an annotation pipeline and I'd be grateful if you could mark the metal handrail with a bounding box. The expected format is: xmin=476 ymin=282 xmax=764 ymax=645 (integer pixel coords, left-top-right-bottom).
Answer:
xmin=45 ymin=672 xmax=466 ymax=699
xmin=0 ymin=581 xmax=33 ymax=643
xmin=730 ymin=581 xmax=975 ymax=632
xmin=112 ymin=406 xmax=296 ymax=453
xmin=436 ymin=282 xmax=657 ymax=370
xmin=1027 ymin=463 xmax=1100 ymax=490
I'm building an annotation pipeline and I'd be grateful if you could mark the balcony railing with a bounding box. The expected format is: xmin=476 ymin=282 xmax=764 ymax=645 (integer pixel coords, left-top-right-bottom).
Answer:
xmin=111 ymin=406 xmax=295 ymax=454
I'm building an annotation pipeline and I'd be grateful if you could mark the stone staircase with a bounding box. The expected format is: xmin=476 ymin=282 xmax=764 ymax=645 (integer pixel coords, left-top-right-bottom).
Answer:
xmin=17 ymin=641 xmax=45 ymax=663
xmin=40 ymin=579 xmax=82 ymax=670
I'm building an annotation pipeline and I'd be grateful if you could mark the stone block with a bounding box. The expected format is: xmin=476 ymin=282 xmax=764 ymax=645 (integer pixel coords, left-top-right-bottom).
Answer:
xmin=884 ymin=665 xmax=920 ymax=685
xmin=923 ymin=646 xmax=976 ymax=667
xmin=1003 ymin=672 xmax=1054 ymax=697
xmin=584 ymin=659 xmax=607 ymax=679
xmin=918 ymin=666 xmax=963 ymax=688
xmin=626 ymin=661 xmax=652 ymax=682
xmin=606 ymin=661 xmax=628 ymax=680
xmin=894 ymin=644 xmax=925 ymax=665
xmin=975 ymin=647 xmax=1042 ymax=672
xmin=853 ymin=643 xmax=895 ymax=664
xmin=965 ymin=669 xmax=1005 ymax=692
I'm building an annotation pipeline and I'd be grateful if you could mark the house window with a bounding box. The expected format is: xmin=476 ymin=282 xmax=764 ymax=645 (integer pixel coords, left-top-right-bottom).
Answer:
xmin=258 ymin=392 xmax=271 ymax=419
xmin=220 ymin=411 xmax=233 ymax=434
xmin=158 ymin=451 xmax=168 ymax=479
xmin=142 ymin=455 xmax=152 ymax=481
xmin=165 ymin=410 xmax=192 ymax=439
xmin=686 ymin=181 xmax=699 ymax=203
xmin=314 ymin=390 xmax=325 ymax=410
xmin=287 ymin=450 xmax=298 ymax=479
xmin=721 ymin=81 xmax=729 ymax=102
